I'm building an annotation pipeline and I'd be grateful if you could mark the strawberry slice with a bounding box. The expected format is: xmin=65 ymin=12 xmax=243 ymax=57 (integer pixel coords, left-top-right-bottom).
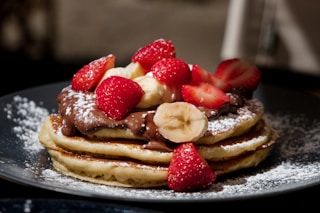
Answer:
xmin=95 ymin=76 xmax=144 ymax=120
xmin=151 ymin=58 xmax=191 ymax=89
xmin=213 ymin=58 xmax=261 ymax=91
xmin=131 ymin=38 xmax=176 ymax=70
xmin=181 ymin=82 xmax=231 ymax=109
xmin=191 ymin=64 xmax=231 ymax=92
xmin=168 ymin=142 xmax=216 ymax=192
xmin=72 ymin=54 xmax=115 ymax=92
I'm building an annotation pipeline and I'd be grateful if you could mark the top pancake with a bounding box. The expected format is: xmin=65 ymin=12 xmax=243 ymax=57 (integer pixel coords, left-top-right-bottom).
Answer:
xmin=39 ymin=111 xmax=272 ymax=164
xmin=85 ymin=98 xmax=264 ymax=145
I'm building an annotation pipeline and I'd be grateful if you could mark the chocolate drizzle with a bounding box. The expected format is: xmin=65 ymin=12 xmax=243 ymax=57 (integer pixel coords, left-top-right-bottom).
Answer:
xmin=216 ymin=87 xmax=252 ymax=118
xmin=200 ymin=87 xmax=251 ymax=119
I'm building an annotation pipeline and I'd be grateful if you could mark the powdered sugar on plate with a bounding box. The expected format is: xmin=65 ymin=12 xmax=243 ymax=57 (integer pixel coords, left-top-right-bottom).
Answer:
xmin=2 ymin=94 xmax=320 ymax=201
xmin=4 ymin=96 xmax=50 ymax=153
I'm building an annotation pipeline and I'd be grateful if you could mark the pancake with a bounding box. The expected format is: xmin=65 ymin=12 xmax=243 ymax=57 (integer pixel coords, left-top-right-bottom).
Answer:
xmin=196 ymin=98 xmax=264 ymax=145
xmin=209 ymin=141 xmax=275 ymax=176
xmin=47 ymin=149 xmax=168 ymax=188
xmin=39 ymin=109 xmax=273 ymax=163
xmin=39 ymin=114 xmax=173 ymax=164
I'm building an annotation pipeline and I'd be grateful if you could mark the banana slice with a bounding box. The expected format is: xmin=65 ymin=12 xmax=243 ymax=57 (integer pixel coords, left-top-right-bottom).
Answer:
xmin=96 ymin=62 xmax=145 ymax=88
xmin=153 ymin=102 xmax=208 ymax=143
xmin=125 ymin=62 xmax=147 ymax=78
xmin=135 ymin=75 xmax=177 ymax=108
xmin=134 ymin=75 xmax=167 ymax=108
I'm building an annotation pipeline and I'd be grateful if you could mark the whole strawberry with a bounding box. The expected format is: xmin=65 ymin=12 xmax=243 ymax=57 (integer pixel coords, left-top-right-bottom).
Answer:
xmin=131 ymin=38 xmax=176 ymax=70
xmin=168 ymin=142 xmax=216 ymax=192
xmin=72 ymin=54 xmax=115 ymax=92
xmin=95 ymin=76 xmax=144 ymax=120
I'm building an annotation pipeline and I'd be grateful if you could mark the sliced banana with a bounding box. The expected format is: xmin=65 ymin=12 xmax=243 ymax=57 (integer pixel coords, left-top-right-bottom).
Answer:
xmin=134 ymin=75 xmax=167 ymax=108
xmin=125 ymin=62 xmax=147 ymax=78
xmin=96 ymin=62 xmax=145 ymax=88
xmin=134 ymin=75 xmax=179 ymax=108
xmin=153 ymin=102 xmax=208 ymax=143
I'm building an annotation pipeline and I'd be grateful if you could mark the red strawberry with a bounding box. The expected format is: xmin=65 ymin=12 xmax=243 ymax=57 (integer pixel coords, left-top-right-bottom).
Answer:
xmin=168 ymin=142 xmax=216 ymax=192
xmin=191 ymin=64 xmax=231 ymax=92
xmin=95 ymin=76 xmax=144 ymax=120
xmin=181 ymin=82 xmax=230 ymax=109
xmin=131 ymin=38 xmax=176 ymax=70
xmin=72 ymin=54 xmax=115 ymax=92
xmin=213 ymin=58 xmax=261 ymax=91
xmin=151 ymin=58 xmax=191 ymax=89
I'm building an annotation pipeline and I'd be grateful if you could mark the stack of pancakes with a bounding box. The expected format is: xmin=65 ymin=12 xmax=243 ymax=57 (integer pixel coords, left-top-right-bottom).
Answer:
xmin=38 ymin=96 xmax=278 ymax=188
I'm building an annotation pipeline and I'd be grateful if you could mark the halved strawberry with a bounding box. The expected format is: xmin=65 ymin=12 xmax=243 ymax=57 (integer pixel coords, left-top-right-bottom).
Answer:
xmin=131 ymin=38 xmax=176 ymax=70
xmin=168 ymin=142 xmax=216 ymax=192
xmin=151 ymin=58 xmax=191 ymax=89
xmin=181 ymin=82 xmax=230 ymax=109
xmin=191 ymin=64 xmax=231 ymax=92
xmin=95 ymin=76 xmax=144 ymax=120
xmin=213 ymin=58 xmax=261 ymax=91
xmin=71 ymin=54 xmax=115 ymax=92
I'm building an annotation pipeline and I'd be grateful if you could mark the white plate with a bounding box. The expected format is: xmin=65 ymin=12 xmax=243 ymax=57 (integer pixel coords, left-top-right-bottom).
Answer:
xmin=0 ymin=82 xmax=320 ymax=203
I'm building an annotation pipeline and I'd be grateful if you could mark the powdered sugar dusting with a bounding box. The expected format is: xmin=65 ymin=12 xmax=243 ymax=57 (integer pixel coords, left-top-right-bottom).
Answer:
xmin=4 ymin=96 xmax=50 ymax=152
xmin=207 ymin=99 xmax=263 ymax=135
xmin=2 ymin=95 xmax=320 ymax=201
xmin=61 ymin=86 xmax=97 ymax=124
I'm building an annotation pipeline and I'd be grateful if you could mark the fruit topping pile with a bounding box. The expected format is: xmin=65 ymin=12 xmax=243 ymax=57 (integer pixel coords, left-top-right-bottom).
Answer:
xmin=70 ymin=38 xmax=262 ymax=192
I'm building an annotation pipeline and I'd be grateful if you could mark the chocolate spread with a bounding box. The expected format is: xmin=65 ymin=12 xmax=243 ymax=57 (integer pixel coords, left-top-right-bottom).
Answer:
xmin=56 ymin=85 xmax=249 ymax=151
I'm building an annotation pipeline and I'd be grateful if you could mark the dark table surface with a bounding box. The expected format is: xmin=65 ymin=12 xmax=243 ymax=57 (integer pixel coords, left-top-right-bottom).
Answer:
xmin=1 ymin=57 xmax=320 ymax=212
